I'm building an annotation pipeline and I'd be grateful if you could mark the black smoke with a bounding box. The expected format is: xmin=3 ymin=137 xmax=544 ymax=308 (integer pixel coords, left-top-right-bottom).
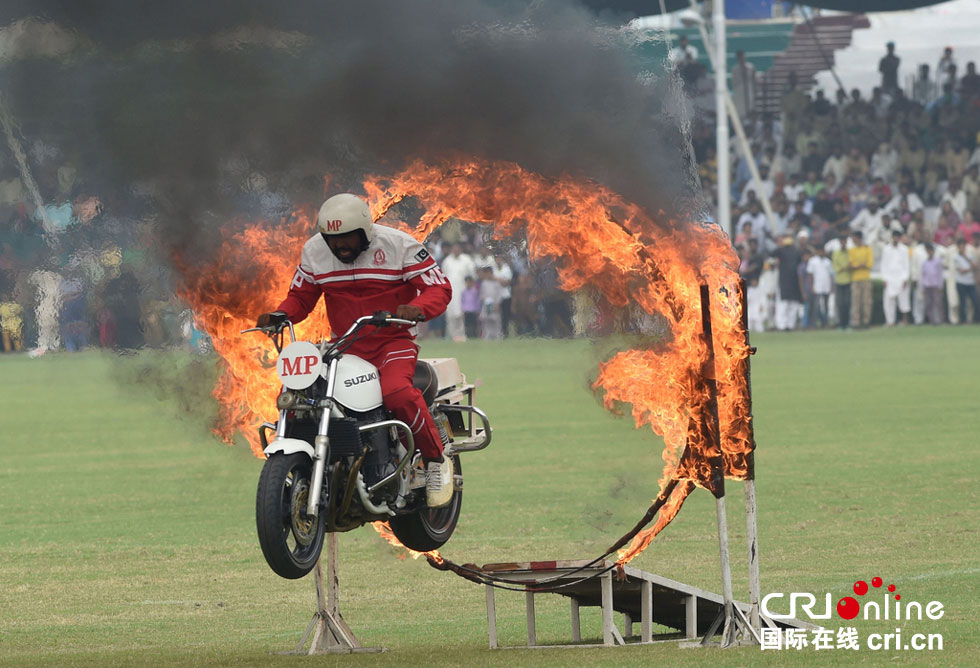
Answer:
xmin=2 ymin=0 xmax=695 ymax=261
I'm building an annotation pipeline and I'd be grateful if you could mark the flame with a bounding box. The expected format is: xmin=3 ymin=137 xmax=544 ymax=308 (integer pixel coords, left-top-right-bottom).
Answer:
xmin=371 ymin=521 xmax=445 ymax=564
xmin=176 ymin=154 xmax=755 ymax=563
xmin=175 ymin=210 xmax=331 ymax=456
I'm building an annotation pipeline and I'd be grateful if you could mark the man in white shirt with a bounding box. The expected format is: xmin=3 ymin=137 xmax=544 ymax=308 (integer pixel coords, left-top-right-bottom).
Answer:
xmin=492 ymin=255 xmax=514 ymax=337
xmin=885 ymin=183 xmax=924 ymax=215
xmin=739 ymin=165 xmax=774 ymax=206
xmin=668 ymin=35 xmax=698 ymax=67
xmin=849 ymin=201 xmax=886 ymax=246
xmin=782 ymin=172 xmax=804 ymax=202
xmin=870 ymin=142 xmax=899 ymax=184
xmin=880 ymin=230 xmax=911 ymax=325
xmin=822 ymin=146 xmax=847 ymax=185
xmin=941 ymin=177 xmax=967 ymax=219
xmin=441 ymin=244 xmax=476 ymax=341
xmin=806 ymin=247 xmax=834 ymax=328
xmin=908 ymin=230 xmax=930 ymax=324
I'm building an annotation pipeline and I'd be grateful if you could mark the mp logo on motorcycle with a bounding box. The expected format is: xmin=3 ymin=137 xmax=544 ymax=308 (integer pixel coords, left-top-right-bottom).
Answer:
xmin=277 ymin=341 xmax=325 ymax=389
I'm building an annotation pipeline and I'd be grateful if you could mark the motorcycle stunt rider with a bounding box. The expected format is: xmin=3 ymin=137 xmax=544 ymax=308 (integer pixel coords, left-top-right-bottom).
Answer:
xmin=256 ymin=193 xmax=455 ymax=507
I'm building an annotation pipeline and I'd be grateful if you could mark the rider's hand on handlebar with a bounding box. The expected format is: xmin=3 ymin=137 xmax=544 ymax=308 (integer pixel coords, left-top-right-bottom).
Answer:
xmin=394 ymin=304 xmax=425 ymax=322
xmin=256 ymin=311 xmax=287 ymax=329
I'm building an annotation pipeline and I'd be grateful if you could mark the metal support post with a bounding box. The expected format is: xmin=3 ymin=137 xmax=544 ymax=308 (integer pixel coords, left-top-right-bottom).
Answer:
xmin=287 ymin=533 xmax=382 ymax=655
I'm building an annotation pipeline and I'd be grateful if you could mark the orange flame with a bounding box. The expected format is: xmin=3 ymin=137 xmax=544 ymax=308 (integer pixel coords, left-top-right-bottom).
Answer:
xmin=177 ymin=154 xmax=754 ymax=562
xmin=371 ymin=521 xmax=445 ymax=564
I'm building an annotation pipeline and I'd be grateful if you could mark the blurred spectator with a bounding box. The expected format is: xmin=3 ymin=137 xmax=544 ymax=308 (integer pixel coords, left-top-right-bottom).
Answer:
xmin=870 ymin=142 xmax=899 ymax=183
xmin=831 ymin=233 xmax=852 ymax=329
xmin=441 ymin=243 xmax=475 ymax=342
xmin=920 ymin=243 xmax=945 ymax=324
xmin=534 ymin=261 xmax=573 ymax=338
xmin=941 ymin=176 xmax=967 ymax=218
xmin=746 ymin=275 xmax=766 ymax=332
xmin=844 ymin=147 xmax=870 ymax=180
xmin=960 ymin=62 xmax=980 ymax=98
xmin=879 ymin=42 xmax=900 ymax=93
xmin=806 ymin=246 xmax=833 ymax=328
xmin=736 ymin=202 xmax=765 ymax=244
xmin=478 ymin=265 xmax=503 ymax=340
xmin=739 ymin=237 xmax=765 ymax=283
xmin=772 ymin=144 xmax=802 ymax=182
xmin=781 ymin=72 xmax=809 ymax=148
xmin=798 ymin=246 xmax=812 ymax=328
xmin=772 ymin=232 xmax=804 ymax=331
xmin=956 ymin=209 xmax=980 ymax=242
xmin=849 ymin=199 xmax=886 ymax=245
xmin=801 ymin=142 xmax=824 ymax=177
xmin=848 ymin=231 xmax=874 ymax=329
xmin=0 ymin=292 xmax=23 ymax=352
xmin=668 ymin=34 xmax=698 ymax=66
xmin=59 ymin=274 xmax=88 ymax=351
xmin=101 ymin=267 xmax=144 ymax=350
xmin=28 ymin=266 xmax=62 ymax=356
xmin=909 ymin=229 xmax=929 ymax=325
xmin=783 ymin=172 xmax=804 ymax=202
xmin=937 ymin=46 xmax=957 ymax=89
xmin=510 ymin=272 xmax=537 ymax=336
xmin=885 ymin=182 xmax=924 ymax=215
xmin=953 ymin=238 xmax=980 ymax=322
xmin=732 ymin=50 xmax=758 ymax=121
xmin=493 ymin=255 xmax=514 ymax=338
xmin=881 ymin=230 xmax=911 ymax=326
xmin=802 ymin=171 xmax=825 ymax=200
xmin=823 ymin=146 xmax=847 ymax=185
xmin=934 ymin=212 xmax=957 ymax=246
xmin=461 ymin=275 xmax=480 ymax=339
xmin=912 ymin=63 xmax=936 ymax=106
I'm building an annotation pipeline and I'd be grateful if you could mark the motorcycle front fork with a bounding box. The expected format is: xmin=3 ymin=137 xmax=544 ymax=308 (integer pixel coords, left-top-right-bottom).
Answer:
xmin=306 ymin=359 xmax=339 ymax=517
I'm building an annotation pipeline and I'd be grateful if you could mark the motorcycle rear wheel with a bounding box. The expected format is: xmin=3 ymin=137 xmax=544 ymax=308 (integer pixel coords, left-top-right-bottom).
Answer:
xmin=389 ymin=456 xmax=462 ymax=552
xmin=256 ymin=453 xmax=325 ymax=579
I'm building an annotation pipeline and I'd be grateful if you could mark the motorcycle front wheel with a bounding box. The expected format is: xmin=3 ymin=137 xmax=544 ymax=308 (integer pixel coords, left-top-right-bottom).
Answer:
xmin=389 ymin=456 xmax=462 ymax=552
xmin=255 ymin=453 xmax=325 ymax=579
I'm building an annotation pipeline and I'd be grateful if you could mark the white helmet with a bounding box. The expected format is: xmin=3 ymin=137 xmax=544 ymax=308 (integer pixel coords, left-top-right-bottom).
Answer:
xmin=317 ymin=193 xmax=373 ymax=243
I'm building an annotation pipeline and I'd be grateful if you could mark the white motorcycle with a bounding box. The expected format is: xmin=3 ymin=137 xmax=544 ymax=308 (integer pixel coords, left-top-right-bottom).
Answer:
xmin=242 ymin=313 xmax=491 ymax=579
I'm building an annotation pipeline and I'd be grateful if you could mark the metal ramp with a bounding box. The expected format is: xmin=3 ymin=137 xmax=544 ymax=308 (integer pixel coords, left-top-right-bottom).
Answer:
xmin=481 ymin=559 xmax=814 ymax=649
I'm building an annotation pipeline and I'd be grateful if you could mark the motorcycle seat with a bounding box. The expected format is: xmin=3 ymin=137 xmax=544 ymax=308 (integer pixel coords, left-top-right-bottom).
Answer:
xmin=413 ymin=360 xmax=439 ymax=407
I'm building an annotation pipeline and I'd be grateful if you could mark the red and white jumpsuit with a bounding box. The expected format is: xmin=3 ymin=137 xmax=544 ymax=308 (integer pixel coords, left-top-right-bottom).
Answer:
xmin=276 ymin=223 xmax=452 ymax=460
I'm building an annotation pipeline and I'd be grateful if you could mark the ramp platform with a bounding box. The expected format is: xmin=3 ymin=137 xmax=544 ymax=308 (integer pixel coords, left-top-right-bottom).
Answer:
xmin=481 ymin=559 xmax=813 ymax=649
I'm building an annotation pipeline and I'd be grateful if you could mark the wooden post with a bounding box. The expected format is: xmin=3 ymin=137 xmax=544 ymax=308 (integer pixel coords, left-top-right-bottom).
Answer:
xmin=525 ymin=590 xmax=537 ymax=646
xmin=715 ymin=495 xmax=737 ymax=646
xmin=570 ymin=598 xmax=581 ymax=642
xmin=738 ymin=280 xmax=763 ymax=635
xmin=685 ymin=594 xmax=697 ymax=638
xmin=700 ymin=284 xmax=737 ymax=648
xmin=288 ymin=533 xmax=382 ymax=654
xmin=601 ymin=573 xmax=615 ymax=645
xmin=641 ymin=581 xmax=652 ymax=642
xmin=486 ymin=585 xmax=498 ymax=649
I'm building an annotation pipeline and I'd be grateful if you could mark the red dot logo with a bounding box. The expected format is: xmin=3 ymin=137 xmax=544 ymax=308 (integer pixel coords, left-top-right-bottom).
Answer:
xmin=854 ymin=580 xmax=868 ymax=595
xmin=887 ymin=584 xmax=895 ymax=592
xmin=837 ymin=597 xmax=860 ymax=620
xmin=872 ymin=577 xmax=883 ymax=588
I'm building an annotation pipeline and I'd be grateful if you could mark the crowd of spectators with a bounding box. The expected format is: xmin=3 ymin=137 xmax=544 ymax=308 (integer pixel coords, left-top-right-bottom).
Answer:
xmin=0 ymin=135 xmax=576 ymax=354
xmin=0 ymin=143 xmax=208 ymax=356
xmin=691 ymin=41 xmax=980 ymax=330
xmin=412 ymin=220 xmax=575 ymax=341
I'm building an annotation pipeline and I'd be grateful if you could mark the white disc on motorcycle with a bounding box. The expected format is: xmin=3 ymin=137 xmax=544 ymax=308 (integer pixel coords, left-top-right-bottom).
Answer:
xmin=276 ymin=341 xmax=324 ymax=390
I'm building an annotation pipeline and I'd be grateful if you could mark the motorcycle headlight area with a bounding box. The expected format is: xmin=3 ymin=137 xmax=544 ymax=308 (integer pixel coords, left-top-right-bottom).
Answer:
xmin=277 ymin=390 xmax=298 ymax=410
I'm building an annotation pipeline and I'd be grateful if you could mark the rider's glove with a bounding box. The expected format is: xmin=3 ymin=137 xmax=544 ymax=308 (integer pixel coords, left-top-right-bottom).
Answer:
xmin=256 ymin=311 xmax=287 ymax=329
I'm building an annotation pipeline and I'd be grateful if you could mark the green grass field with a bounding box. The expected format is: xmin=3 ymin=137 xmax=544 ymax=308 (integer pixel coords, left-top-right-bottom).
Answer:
xmin=2 ymin=328 xmax=979 ymax=667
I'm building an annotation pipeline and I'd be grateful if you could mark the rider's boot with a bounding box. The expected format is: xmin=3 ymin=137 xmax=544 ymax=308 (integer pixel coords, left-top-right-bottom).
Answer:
xmin=426 ymin=457 xmax=454 ymax=508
